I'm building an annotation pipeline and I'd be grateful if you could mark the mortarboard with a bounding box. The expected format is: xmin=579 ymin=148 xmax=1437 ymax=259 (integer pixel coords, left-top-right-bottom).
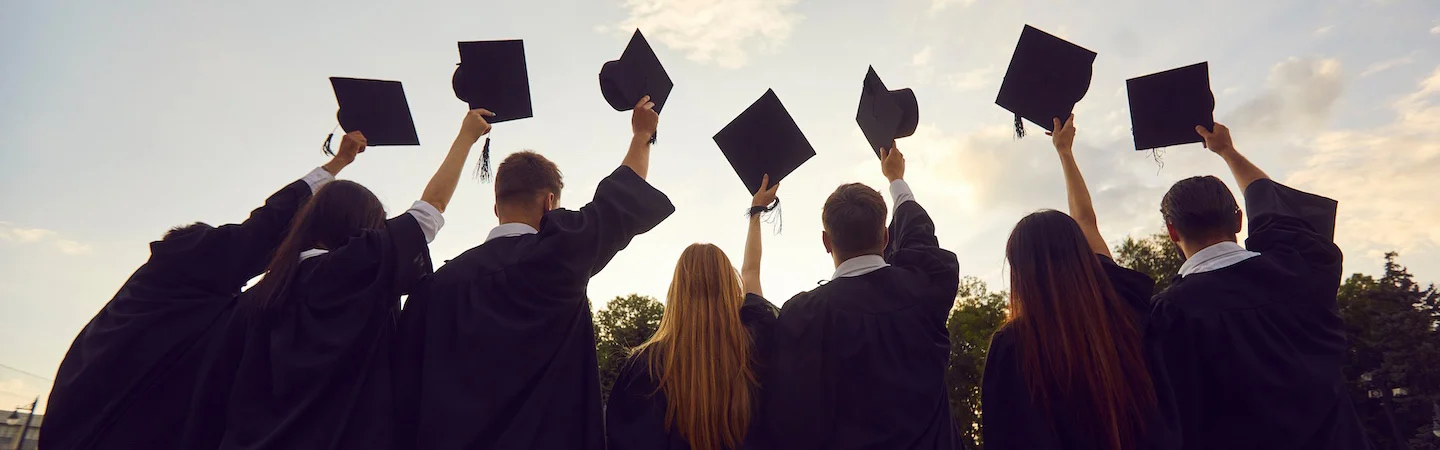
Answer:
xmin=324 ymin=77 xmax=420 ymax=154
xmin=453 ymin=39 xmax=533 ymax=180
xmin=599 ymin=29 xmax=674 ymax=144
xmin=1126 ymin=62 xmax=1215 ymax=150
xmin=714 ymin=89 xmax=815 ymax=233
xmin=856 ymin=66 xmax=918 ymax=158
xmin=995 ymin=25 xmax=1097 ymax=138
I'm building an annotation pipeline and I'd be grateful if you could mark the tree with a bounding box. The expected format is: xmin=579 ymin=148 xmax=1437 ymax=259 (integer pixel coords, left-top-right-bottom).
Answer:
xmin=947 ymin=276 xmax=1009 ymax=450
xmin=1112 ymin=233 xmax=1185 ymax=295
xmin=594 ymin=294 xmax=665 ymax=404
xmin=1337 ymin=253 xmax=1440 ymax=449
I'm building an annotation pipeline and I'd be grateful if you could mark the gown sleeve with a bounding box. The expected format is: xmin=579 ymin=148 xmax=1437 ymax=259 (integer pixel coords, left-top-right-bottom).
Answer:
xmin=980 ymin=330 xmax=1063 ymax=450
xmin=148 ymin=178 xmax=313 ymax=293
xmin=1097 ymin=254 xmax=1157 ymax=314
xmin=525 ymin=166 xmax=675 ymax=292
xmin=308 ymin=211 xmax=433 ymax=300
xmin=884 ymin=199 xmax=961 ymax=314
xmin=1242 ymin=179 xmax=1342 ymax=282
xmin=604 ymin=356 xmax=666 ymax=450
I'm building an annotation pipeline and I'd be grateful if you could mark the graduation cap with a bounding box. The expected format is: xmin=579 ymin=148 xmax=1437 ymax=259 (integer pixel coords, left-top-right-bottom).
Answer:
xmin=453 ymin=39 xmax=533 ymax=181
xmin=714 ymin=89 xmax=815 ymax=232
xmin=1126 ymin=62 xmax=1215 ymax=150
xmin=324 ymin=77 xmax=420 ymax=154
xmin=599 ymin=29 xmax=673 ymax=144
xmin=995 ymin=25 xmax=1097 ymax=138
xmin=856 ymin=66 xmax=918 ymax=158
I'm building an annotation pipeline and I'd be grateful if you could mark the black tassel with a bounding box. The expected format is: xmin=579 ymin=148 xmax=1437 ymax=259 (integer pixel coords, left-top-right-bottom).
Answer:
xmin=322 ymin=132 xmax=336 ymax=156
xmin=648 ymin=130 xmax=657 ymax=145
xmin=476 ymin=137 xmax=493 ymax=182
xmin=745 ymin=198 xmax=783 ymax=234
xmin=1013 ymin=114 xmax=1025 ymax=139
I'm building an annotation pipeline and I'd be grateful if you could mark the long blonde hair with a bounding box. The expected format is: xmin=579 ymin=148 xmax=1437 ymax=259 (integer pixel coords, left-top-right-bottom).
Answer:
xmin=634 ymin=243 xmax=756 ymax=450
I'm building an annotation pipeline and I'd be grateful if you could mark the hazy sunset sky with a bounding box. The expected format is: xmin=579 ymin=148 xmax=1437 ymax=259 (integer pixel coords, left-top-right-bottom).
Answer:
xmin=3 ymin=0 xmax=1438 ymax=409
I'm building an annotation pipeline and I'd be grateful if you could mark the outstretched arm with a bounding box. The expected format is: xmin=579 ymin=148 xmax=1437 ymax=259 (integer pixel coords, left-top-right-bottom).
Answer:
xmin=1050 ymin=115 xmax=1109 ymax=257
xmin=1198 ymin=123 xmax=1268 ymax=192
xmin=421 ymin=109 xmax=492 ymax=213
xmin=622 ymin=96 xmax=658 ymax=179
xmin=742 ymin=175 xmax=780 ymax=296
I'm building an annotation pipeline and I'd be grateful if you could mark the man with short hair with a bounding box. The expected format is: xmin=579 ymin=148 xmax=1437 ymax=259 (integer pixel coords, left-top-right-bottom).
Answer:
xmin=758 ymin=145 xmax=961 ymax=450
xmin=395 ymin=96 xmax=675 ymax=450
xmin=1149 ymin=123 xmax=1370 ymax=449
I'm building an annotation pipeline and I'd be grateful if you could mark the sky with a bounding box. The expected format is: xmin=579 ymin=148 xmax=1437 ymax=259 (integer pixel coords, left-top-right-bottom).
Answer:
xmin=2 ymin=0 xmax=1438 ymax=411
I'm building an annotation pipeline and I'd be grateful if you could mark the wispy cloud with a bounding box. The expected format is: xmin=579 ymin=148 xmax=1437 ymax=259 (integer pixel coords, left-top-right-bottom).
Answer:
xmin=930 ymin=0 xmax=978 ymax=13
xmin=1360 ymin=53 xmax=1417 ymax=77
xmin=1230 ymin=56 xmax=1344 ymax=133
xmin=946 ymin=65 xmax=999 ymax=92
xmin=1431 ymin=25 xmax=1440 ymax=36
xmin=0 ymin=222 xmax=92 ymax=255
xmin=613 ymin=0 xmax=803 ymax=69
xmin=1313 ymin=25 xmax=1334 ymax=38
xmin=912 ymin=46 xmax=934 ymax=68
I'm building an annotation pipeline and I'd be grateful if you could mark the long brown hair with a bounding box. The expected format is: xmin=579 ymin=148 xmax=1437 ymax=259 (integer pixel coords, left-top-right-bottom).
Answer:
xmin=634 ymin=243 xmax=756 ymax=450
xmin=1003 ymin=210 xmax=1155 ymax=450
xmin=247 ymin=180 xmax=386 ymax=311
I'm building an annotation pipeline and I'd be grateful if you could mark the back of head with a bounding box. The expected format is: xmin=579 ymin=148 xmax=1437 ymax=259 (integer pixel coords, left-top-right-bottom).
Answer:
xmin=249 ymin=180 xmax=386 ymax=311
xmin=1161 ymin=175 xmax=1240 ymax=243
xmin=163 ymin=222 xmax=214 ymax=241
xmin=494 ymin=151 xmax=564 ymax=209
xmin=639 ymin=243 xmax=755 ymax=450
xmin=1004 ymin=210 xmax=1154 ymax=450
xmin=822 ymin=183 xmax=888 ymax=258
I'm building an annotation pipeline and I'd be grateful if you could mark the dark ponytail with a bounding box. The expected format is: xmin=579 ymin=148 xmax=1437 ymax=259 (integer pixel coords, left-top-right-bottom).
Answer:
xmin=248 ymin=180 xmax=386 ymax=312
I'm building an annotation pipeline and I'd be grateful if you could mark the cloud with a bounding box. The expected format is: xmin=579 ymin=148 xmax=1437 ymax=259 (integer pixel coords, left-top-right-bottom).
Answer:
xmin=1313 ymin=25 xmax=1334 ymax=37
xmin=912 ymin=46 xmax=934 ymax=68
xmin=1229 ymin=56 xmax=1344 ymax=133
xmin=945 ymin=66 xmax=1000 ymax=92
xmin=1431 ymin=25 xmax=1440 ymax=36
xmin=1359 ymin=54 xmax=1417 ymax=77
xmin=0 ymin=222 xmax=91 ymax=255
xmin=930 ymin=0 xmax=978 ymax=12
xmin=1286 ymin=65 xmax=1440 ymax=261
xmin=614 ymin=0 xmax=802 ymax=69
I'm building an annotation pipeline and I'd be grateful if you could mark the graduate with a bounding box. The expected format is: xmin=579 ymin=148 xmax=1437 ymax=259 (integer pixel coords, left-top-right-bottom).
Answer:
xmin=981 ymin=115 xmax=1175 ymax=450
xmin=41 ymin=132 xmax=360 ymax=450
xmin=217 ymin=105 xmax=490 ymax=449
xmin=757 ymin=144 xmax=961 ymax=450
xmin=605 ymin=175 xmax=782 ymax=450
xmin=394 ymin=96 xmax=675 ymax=450
xmin=1146 ymin=122 xmax=1370 ymax=449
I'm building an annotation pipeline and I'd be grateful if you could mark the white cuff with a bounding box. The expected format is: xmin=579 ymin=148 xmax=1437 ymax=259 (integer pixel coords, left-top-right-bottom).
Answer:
xmin=888 ymin=179 xmax=915 ymax=211
xmin=406 ymin=200 xmax=445 ymax=243
xmin=302 ymin=167 xmax=336 ymax=194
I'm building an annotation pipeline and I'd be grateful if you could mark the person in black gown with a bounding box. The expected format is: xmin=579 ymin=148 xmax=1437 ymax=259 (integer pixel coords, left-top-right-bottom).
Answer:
xmin=41 ymin=135 xmax=364 ymax=450
xmin=394 ymin=96 xmax=675 ymax=450
xmin=1146 ymin=123 xmax=1370 ymax=449
xmin=755 ymin=143 xmax=960 ymax=450
xmin=605 ymin=175 xmax=782 ymax=450
xmin=216 ymin=109 xmax=491 ymax=450
xmin=981 ymin=115 xmax=1176 ymax=450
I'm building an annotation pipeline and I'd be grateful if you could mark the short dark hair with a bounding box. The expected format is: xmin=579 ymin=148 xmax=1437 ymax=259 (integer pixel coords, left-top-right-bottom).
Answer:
xmin=164 ymin=222 xmax=212 ymax=241
xmin=822 ymin=183 xmax=887 ymax=255
xmin=1161 ymin=175 xmax=1240 ymax=241
xmin=494 ymin=151 xmax=564 ymax=206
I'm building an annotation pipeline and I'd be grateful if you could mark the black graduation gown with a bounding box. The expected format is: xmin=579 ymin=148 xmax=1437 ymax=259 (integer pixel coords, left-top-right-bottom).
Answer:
xmin=980 ymin=256 xmax=1177 ymax=450
xmin=41 ymin=179 xmax=312 ymax=450
xmin=1148 ymin=179 xmax=1370 ymax=450
xmin=220 ymin=212 xmax=432 ymax=450
xmin=756 ymin=199 xmax=961 ymax=450
xmin=395 ymin=166 xmax=674 ymax=450
xmin=605 ymin=294 xmax=780 ymax=450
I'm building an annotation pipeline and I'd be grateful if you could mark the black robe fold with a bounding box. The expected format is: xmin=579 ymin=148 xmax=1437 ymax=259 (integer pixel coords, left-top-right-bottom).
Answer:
xmin=756 ymin=200 xmax=961 ymax=450
xmin=980 ymin=255 xmax=1176 ymax=450
xmin=605 ymin=293 xmax=780 ymax=450
xmin=42 ymin=179 xmax=312 ymax=450
xmin=219 ymin=212 xmax=432 ymax=450
xmin=1148 ymin=179 xmax=1370 ymax=450
xmin=395 ymin=166 xmax=674 ymax=450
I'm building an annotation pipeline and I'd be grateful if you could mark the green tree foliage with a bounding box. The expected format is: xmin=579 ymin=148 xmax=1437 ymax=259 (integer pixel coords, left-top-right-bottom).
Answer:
xmin=594 ymin=294 xmax=665 ymax=404
xmin=947 ymin=276 xmax=1009 ymax=450
xmin=1113 ymin=233 xmax=1185 ymax=294
xmin=1337 ymin=253 xmax=1440 ymax=449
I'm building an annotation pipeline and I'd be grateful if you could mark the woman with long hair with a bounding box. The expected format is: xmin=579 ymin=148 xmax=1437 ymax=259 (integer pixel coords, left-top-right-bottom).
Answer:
xmin=218 ymin=109 xmax=493 ymax=450
xmin=605 ymin=175 xmax=782 ymax=450
xmin=982 ymin=115 xmax=1173 ymax=450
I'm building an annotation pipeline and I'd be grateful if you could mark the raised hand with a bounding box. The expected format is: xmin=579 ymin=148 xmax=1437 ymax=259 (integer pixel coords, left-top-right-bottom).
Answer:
xmin=881 ymin=144 xmax=906 ymax=183
xmin=631 ymin=95 xmax=658 ymax=140
xmin=1049 ymin=114 xmax=1076 ymax=152
xmin=1196 ymin=122 xmax=1236 ymax=155
xmin=458 ymin=108 xmax=495 ymax=144
xmin=753 ymin=174 xmax=781 ymax=208
xmin=337 ymin=131 xmax=367 ymax=162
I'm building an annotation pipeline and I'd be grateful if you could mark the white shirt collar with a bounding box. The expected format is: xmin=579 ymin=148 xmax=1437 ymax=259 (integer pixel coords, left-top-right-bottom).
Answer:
xmin=299 ymin=248 xmax=329 ymax=261
xmin=485 ymin=222 xmax=539 ymax=243
xmin=832 ymin=254 xmax=890 ymax=280
xmin=1178 ymin=241 xmax=1261 ymax=277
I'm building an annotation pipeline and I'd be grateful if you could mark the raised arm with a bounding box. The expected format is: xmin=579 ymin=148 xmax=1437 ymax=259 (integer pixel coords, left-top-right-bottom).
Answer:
xmin=1198 ymin=123 xmax=1269 ymax=192
xmin=742 ymin=175 xmax=780 ymax=296
xmin=622 ymin=96 xmax=657 ymax=179
xmin=1050 ymin=115 xmax=1110 ymax=258
xmin=421 ymin=109 xmax=492 ymax=213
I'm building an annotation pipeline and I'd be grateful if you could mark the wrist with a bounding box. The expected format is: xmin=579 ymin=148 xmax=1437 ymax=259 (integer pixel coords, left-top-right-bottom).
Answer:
xmin=632 ymin=132 xmax=654 ymax=143
xmin=885 ymin=175 xmax=903 ymax=183
xmin=456 ymin=132 xmax=482 ymax=146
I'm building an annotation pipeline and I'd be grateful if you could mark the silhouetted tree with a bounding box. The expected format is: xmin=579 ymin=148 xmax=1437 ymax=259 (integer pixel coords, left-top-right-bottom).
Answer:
xmin=594 ymin=294 xmax=665 ymax=404
xmin=1113 ymin=233 xmax=1185 ymax=295
xmin=947 ymin=276 xmax=1008 ymax=450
